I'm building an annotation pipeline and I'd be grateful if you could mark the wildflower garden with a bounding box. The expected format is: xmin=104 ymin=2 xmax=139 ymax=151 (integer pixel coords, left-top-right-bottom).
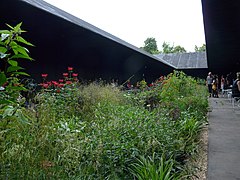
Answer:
xmin=0 ymin=24 xmax=209 ymax=179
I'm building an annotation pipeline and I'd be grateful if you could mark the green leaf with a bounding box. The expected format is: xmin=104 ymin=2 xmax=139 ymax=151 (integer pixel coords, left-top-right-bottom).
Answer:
xmin=14 ymin=45 xmax=29 ymax=57
xmin=0 ymin=99 xmax=12 ymax=105
xmin=12 ymin=48 xmax=18 ymax=55
xmin=0 ymin=46 xmax=7 ymax=53
xmin=16 ymin=36 xmax=34 ymax=46
xmin=6 ymin=24 xmax=14 ymax=30
xmin=7 ymin=66 xmax=24 ymax=73
xmin=15 ymin=109 xmax=30 ymax=124
xmin=8 ymin=60 xmax=18 ymax=66
xmin=14 ymin=22 xmax=22 ymax=31
xmin=3 ymin=105 xmax=15 ymax=118
xmin=6 ymin=85 xmax=26 ymax=91
xmin=10 ymin=54 xmax=33 ymax=60
xmin=11 ymin=54 xmax=33 ymax=60
xmin=10 ymin=42 xmax=18 ymax=55
xmin=24 ymin=47 xmax=29 ymax=53
xmin=10 ymin=41 xmax=18 ymax=46
xmin=12 ymin=22 xmax=26 ymax=34
xmin=12 ymin=71 xmax=29 ymax=76
xmin=0 ymin=72 xmax=7 ymax=86
xmin=0 ymin=30 xmax=10 ymax=34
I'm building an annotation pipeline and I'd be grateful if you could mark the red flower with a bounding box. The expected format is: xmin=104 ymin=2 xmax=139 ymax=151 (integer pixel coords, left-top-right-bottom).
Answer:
xmin=63 ymin=73 xmax=68 ymax=77
xmin=58 ymin=83 xmax=65 ymax=88
xmin=56 ymin=89 xmax=61 ymax=93
xmin=65 ymin=81 xmax=72 ymax=85
xmin=68 ymin=67 xmax=73 ymax=71
xmin=41 ymin=74 xmax=48 ymax=78
xmin=52 ymin=81 xmax=59 ymax=87
xmin=59 ymin=79 xmax=64 ymax=83
xmin=47 ymin=81 xmax=52 ymax=85
xmin=72 ymin=73 xmax=78 ymax=77
xmin=42 ymin=83 xmax=49 ymax=88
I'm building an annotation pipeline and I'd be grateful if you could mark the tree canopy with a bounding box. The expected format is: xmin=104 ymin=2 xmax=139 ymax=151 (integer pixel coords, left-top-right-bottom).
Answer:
xmin=162 ymin=42 xmax=186 ymax=54
xmin=141 ymin=37 xmax=205 ymax=54
xmin=141 ymin=37 xmax=159 ymax=54
xmin=194 ymin=44 xmax=206 ymax=52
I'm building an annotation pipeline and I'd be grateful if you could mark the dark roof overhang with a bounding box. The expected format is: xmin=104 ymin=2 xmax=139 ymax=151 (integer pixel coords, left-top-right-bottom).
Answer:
xmin=0 ymin=0 xmax=174 ymax=83
xmin=201 ymin=0 xmax=240 ymax=76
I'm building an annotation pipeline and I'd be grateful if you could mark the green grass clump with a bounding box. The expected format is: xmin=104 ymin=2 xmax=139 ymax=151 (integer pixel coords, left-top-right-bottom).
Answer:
xmin=0 ymin=71 xmax=209 ymax=179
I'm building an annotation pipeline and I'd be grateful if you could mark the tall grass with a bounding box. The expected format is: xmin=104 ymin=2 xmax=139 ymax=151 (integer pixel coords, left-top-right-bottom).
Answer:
xmin=0 ymin=72 xmax=209 ymax=179
xmin=130 ymin=153 xmax=177 ymax=180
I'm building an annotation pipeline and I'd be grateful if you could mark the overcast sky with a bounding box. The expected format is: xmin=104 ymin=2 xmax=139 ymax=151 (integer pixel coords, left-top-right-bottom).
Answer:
xmin=44 ymin=0 xmax=206 ymax=52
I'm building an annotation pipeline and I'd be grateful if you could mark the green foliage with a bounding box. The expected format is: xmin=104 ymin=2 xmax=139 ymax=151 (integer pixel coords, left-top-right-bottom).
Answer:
xmin=173 ymin=45 xmax=187 ymax=53
xmin=130 ymin=153 xmax=179 ymax=180
xmin=141 ymin=37 xmax=160 ymax=54
xmin=0 ymin=22 xmax=33 ymax=110
xmin=162 ymin=42 xmax=187 ymax=54
xmin=0 ymin=72 xmax=209 ymax=179
xmin=194 ymin=44 xmax=206 ymax=52
xmin=162 ymin=41 xmax=174 ymax=54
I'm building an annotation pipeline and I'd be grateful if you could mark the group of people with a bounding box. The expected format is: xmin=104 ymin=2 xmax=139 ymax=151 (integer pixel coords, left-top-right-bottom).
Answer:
xmin=206 ymin=71 xmax=240 ymax=98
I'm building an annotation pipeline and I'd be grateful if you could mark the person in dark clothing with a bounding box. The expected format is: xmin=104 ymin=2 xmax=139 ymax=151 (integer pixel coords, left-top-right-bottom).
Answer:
xmin=226 ymin=72 xmax=234 ymax=88
xmin=232 ymin=72 xmax=240 ymax=98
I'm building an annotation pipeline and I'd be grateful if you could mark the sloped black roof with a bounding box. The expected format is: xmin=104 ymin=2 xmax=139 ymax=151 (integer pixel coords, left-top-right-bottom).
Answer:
xmin=202 ymin=0 xmax=240 ymax=76
xmin=0 ymin=0 xmax=174 ymax=83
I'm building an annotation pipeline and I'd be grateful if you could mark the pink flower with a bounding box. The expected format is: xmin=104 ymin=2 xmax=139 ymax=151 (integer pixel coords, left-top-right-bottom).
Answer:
xmin=65 ymin=81 xmax=72 ymax=85
xmin=72 ymin=73 xmax=78 ymax=77
xmin=68 ymin=67 xmax=73 ymax=71
xmin=41 ymin=74 xmax=48 ymax=78
xmin=52 ymin=81 xmax=59 ymax=87
xmin=42 ymin=83 xmax=49 ymax=88
xmin=59 ymin=79 xmax=64 ymax=83
xmin=58 ymin=83 xmax=65 ymax=88
xmin=63 ymin=73 xmax=68 ymax=77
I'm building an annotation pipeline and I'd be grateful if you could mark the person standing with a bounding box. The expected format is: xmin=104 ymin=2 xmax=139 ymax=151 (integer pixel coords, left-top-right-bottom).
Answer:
xmin=212 ymin=75 xmax=219 ymax=98
xmin=220 ymin=75 xmax=225 ymax=90
xmin=206 ymin=72 xmax=213 ymax=97
xmin=232 ymin=72 xmax=240 ymax=98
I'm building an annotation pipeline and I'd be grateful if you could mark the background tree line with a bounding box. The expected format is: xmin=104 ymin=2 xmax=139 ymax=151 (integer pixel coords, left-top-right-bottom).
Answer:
xmin=140 ymin=37 xmax=206 ymax=54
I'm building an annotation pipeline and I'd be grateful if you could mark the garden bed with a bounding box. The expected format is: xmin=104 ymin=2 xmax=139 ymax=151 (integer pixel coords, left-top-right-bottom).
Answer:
xmin=0 ymin=71 xmax=209 ymax=179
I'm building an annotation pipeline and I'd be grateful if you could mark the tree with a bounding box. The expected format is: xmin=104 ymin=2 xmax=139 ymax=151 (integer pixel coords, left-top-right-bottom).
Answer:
xmin=194 ymin=44 xmax=206 ymax=52
xmin=172 ymin=45 xmax=186 ymax=53
xmin=141 ymin=37 xmax=159 ymax=54
xmin=162 ymin=42 xmax=186 ymax=54
xmin=162 ymin=41 xmax=174 ymax=54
